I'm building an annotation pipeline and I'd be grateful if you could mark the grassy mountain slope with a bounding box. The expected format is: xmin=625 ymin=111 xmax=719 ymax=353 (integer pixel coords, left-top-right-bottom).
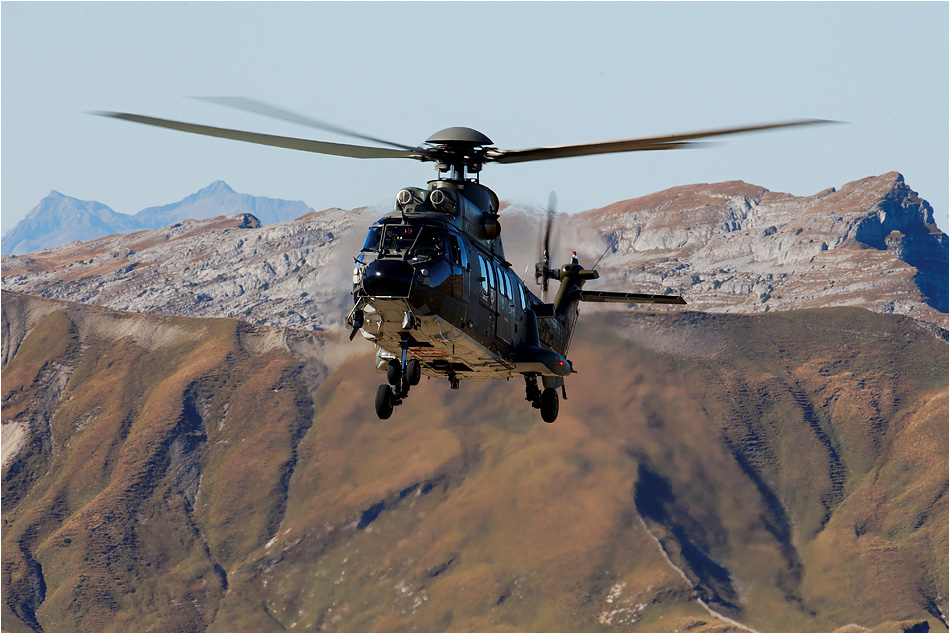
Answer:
xmin=2 ymin=293 xmax=946 ymax=632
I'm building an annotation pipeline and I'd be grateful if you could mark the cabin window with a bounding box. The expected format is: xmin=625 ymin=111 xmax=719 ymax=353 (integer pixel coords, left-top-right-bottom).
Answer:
xmin=478 ymin=255 xmax=489 ymax=298
xmin=517 ymin=281 xmax=527 ymax=311
xmin=496 ymin=263 xmax=509 ymax=298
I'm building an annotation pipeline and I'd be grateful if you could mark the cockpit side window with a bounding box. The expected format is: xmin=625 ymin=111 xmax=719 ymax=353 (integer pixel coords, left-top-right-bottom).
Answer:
xmin=412 ymin=225 xmax=446 ymax=255
xmin=361 ymin=226 xmax=383 ymax=252
xmin=450 ymin=235 xmax=468 ymax=268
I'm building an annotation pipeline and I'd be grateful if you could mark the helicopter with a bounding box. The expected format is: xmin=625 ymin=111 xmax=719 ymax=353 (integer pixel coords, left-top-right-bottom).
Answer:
xmin=96 ymin=100 xmax=831 ymax=422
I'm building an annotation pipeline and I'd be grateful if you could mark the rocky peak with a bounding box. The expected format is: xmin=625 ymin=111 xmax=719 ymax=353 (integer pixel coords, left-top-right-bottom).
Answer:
xmin=197 ymin=180 xmax=236 ymax=196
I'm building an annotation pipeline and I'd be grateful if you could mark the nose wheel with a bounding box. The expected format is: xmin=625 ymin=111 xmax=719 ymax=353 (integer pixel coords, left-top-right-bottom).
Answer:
xmin=375 ymin=384 xmax=395 ymax=420
xmin=376 ymin=377 xmax=410 ymax=420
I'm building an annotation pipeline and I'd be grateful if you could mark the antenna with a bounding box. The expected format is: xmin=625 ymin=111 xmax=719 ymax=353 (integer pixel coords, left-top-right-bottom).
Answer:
xmin=592 ymin=232 xmax=621 ymax=270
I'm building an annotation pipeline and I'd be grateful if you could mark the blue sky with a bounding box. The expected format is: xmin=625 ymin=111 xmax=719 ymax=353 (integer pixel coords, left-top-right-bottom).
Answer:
xmin=2 ymin=1 xmax=948 ymax=234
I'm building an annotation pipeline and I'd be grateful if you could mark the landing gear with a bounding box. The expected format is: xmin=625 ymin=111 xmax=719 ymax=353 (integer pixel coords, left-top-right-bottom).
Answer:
xmin=524 ymin=375 xmax=560 ymax=423
xmin=376 ymin=335 xmax=418 ymax=420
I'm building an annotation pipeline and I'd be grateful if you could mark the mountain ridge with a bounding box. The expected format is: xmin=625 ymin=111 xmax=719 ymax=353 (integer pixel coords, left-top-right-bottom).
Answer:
xmin=1 ymin=181 xmax=316 ymax=255
xmin=2 ymin=172 xmax=946 ymax=332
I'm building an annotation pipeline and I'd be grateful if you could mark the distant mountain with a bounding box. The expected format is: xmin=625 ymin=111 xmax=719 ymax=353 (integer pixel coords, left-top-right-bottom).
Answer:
xmin=0 ymin=192 xmax=140 ymax=256
xmin=1 ymin=181 xmax=316 ymax=255
xmin=2 ymin=172 xmax=946 ymax=332
xmin=132 ymin=180 xmax=313 ymax=229
xmin=2 ymin=292 xmax=945 ymax=632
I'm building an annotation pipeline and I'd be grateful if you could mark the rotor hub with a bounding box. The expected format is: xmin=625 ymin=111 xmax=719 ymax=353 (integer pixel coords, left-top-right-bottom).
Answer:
xmin=425 ymin=127 xmax=493 ymax=146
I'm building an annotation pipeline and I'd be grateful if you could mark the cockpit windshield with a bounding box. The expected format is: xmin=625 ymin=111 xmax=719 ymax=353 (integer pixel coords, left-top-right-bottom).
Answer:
xmin=382 ymin=224 xmax=420 ymax=252
xmin=371 ymin=222 xmax=449 ymax=258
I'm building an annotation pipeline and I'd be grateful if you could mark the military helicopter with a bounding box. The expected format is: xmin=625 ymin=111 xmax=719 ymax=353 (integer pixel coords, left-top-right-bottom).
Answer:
xmin=97 ymin=100 xmax=830 ymax=422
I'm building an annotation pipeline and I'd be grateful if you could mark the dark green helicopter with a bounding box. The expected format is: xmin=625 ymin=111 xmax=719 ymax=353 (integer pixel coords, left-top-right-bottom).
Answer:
xmin=97 ymin=100 xmax=830 ymax=422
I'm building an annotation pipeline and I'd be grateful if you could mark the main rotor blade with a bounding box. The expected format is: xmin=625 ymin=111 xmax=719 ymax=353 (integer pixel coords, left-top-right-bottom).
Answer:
xmin=488 ymin=119 xmax=837 ymax=164
xmin=195 ymin=97 xmax=420 ymax=152
xmin=92 ymin=111 xmax=423 ymax=160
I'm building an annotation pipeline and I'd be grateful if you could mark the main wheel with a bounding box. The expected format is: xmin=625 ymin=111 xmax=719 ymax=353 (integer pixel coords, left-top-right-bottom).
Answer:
xmin=405 ymin=359 xmax=421 ymax=386
xmin=386 ymin=359 xmax=402 ymax=386
xmin=540 ymin=387 xmax=559 ymax=423
xmin=375 ymin=384 xmax=394 ymax=419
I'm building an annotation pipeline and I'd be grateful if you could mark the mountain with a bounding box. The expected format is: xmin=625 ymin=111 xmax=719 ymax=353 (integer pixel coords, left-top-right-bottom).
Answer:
xmin=132 ymin=180 xmax=314 ymax=228
xmin=2 ymin=292 xmax=946 ymax=632
xmin=1 ymin=181 xmax=316 ymax=255
xmin=2 ymin=172 xmax=946 ymax=332
xmin=0 ymin=192 xmax=140 ymax=257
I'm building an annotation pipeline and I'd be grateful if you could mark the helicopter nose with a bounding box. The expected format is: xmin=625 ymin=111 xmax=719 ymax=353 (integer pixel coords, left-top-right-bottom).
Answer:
xmin=362 ymin=260 xmax=413 ymax=297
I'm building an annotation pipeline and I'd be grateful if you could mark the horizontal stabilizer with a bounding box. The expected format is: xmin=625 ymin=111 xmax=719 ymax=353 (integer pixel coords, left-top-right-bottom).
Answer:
xmin=579 ymin=290 xmax=686 ymax=305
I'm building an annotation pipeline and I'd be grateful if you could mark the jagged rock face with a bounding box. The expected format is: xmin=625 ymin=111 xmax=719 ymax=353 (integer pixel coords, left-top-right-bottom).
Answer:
xmin=1 ymin=172 xmax=947 ymax=332
xmin=567 ymin=172 xmax=947 ymax=325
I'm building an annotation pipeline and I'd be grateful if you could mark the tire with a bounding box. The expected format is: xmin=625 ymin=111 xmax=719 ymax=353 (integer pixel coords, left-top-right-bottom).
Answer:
xmin=405 ymin=359 xmax=421 ymax=386
xmin=387 ymin=359 xmax=402 ymax=386
xmin=540 ymin=387 xmax=559 ymax=423
xmin=375 ymin=384 xmax=394 ymax=419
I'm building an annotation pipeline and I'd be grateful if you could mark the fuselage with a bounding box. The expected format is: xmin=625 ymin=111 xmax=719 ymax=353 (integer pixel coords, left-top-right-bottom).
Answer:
xmin=348 ymin=179 xmax=576 ymax=385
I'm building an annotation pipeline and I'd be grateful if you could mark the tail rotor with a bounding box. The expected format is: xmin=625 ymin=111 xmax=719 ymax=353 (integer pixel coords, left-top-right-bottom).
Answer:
xmin=535 ymin=192 xmax=558 ymax=301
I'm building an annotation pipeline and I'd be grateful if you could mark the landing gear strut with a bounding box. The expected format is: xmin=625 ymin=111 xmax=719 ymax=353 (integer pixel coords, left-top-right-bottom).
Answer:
xmin=524 ymin=375 xmax=559 ymax=423
xmin=375 ymin=334 xmax=421 ymax=420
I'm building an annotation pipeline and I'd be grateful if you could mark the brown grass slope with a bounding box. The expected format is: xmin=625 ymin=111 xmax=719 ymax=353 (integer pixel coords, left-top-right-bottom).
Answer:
xmin=2 ymin=292 xmax=328 ymax=632
xmin=2 ymin=293 xmax=947 ymax=632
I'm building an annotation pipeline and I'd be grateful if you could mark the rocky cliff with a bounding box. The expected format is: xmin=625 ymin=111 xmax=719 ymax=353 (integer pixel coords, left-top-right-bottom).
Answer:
xmin=569 ymin=172 xmax=947 ymax=324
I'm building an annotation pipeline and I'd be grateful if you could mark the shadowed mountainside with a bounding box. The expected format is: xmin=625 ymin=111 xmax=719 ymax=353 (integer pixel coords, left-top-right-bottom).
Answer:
xmin=2 ymin=292 xmax=946 ymax=632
